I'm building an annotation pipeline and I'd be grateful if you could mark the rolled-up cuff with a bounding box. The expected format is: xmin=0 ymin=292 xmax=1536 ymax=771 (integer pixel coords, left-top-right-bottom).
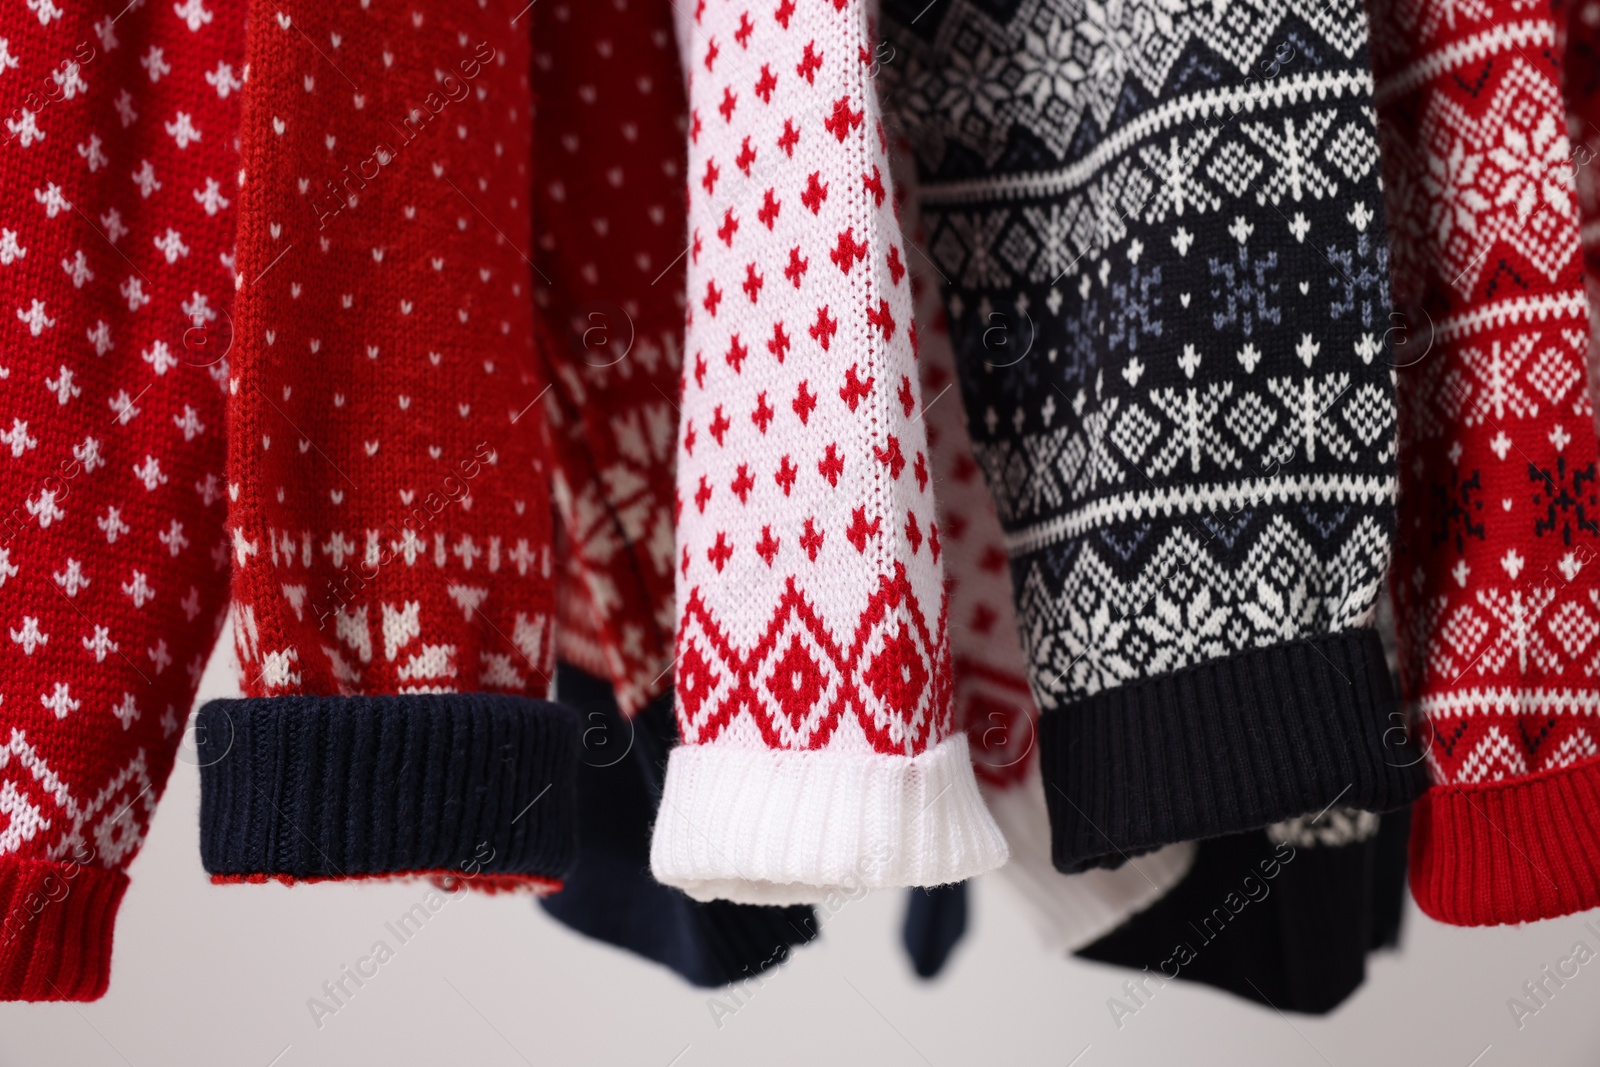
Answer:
xmin=1410 ymin=755 xmax=1600 ymax=925
xmin=1040 ymin=629 xmax=1427 ymax=873
xmin=650 ymin=734 xmax=1010 ymax=905
xmin=0 ymin=857 xmax=128 ymax=1001
xmin=197 ymin=694 xmax=580 ymax=888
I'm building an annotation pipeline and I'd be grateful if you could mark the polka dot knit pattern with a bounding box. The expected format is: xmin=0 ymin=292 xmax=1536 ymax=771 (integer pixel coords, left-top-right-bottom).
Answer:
xmin=899 ymin=164 xmax=1195 ymax=951
xmin=533 ymin=0 xmax=686 ymax=717
xmin=201 ymin=2 xmax=580 ymax=891
xmin=0 ymin=0 xmax=243 ymax=999
xmin=1374 ymin=0 xmax=1600 ymax=924
xmin=650 ymin=0 xmax=1008 ymax=904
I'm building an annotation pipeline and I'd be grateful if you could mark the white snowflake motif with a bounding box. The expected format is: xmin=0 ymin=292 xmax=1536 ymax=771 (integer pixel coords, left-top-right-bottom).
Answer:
xmin=205 ymin=60 xmax=241 ymax=98
xmin=157 ymin=518 xmax=189 ymax=555
xmin=26 ymin=0 xmax=64 ymax=25
xmin=164 ymin=112 xmax=201 ymax=149
xmin=147 ymin=639 xmax=171 ymax=674
xmin=33 ymin=183 xmax=71 ymax=217
xmin=194 ymin=472 xmax=222 ymax=506
xmin=173 ymin=0 xmax=213 ymax=31
xmin=142 ymin=339 xmax=179 ymax=374
xmin=153 ymin=228 xmax=190 ymax=263
xmin=0 ymin=229 xmax=25 ymax=264
xmin=40 ymin=683 xmax=80 ymax=719
xmin=53 ymin=558 xmax=91 ymax=596
xmin=83 ymin=626 xmax=119 ymax=662
xmin=119 ymin=275 xmax=151 ymax=311
xmin=98 ymin=506 xmax=131 ymax=542
xmin=61 ymin=250 xmax=95 ymax=288
xmin=78 ymin=133 xmax=109 ymax=172
xmin=10 ymin=616 xmax=48 ymax=654
xmin=507 ymin=538 xmax=537 ymax=575
xmin=51 ymin=60 xmax=88 ymax=100
xmin=101 ymin=208 xmax=128 ymax=244
xmin=121 ymin=569 xmax=156 ymax=608
xmin=109 ymin=389 xmax=141 ymax=424
xmin=132 ymin=454 xmax=168 ymax=490
xmin=140 ymin=45 xmax=172 ymax=82
xmin=17 ymin=300 xmax=55 ymax=335
xmin=44 ymin=364 xmax=81 ymax=404
xmin=114 ymin=90 xmax=138 ymax=127
xmin=6 ymin=111 xmax=45 ymax=149
xmin=26 ymin=488 xmax=65 ymax=526
xmin=172 ymin=405 xmax=205 ymax=440
xmin=94 ymin=15 xmax=118 ymax=51
xmin=87 ymin=320 xmax=114 ymax=354
xmin=111 ymin=693 xmax=139 ymax=730
xmin=0 ymin=548 xmax=18 ymax=587
xmin=74 ymin=435 xmax=105 ymax=472
xmin=0 ymin=418 xmax=38 ymax=458
xmin=192 ymin=178 xmax=230 ymax=215
xmin=0 ymin=39 xmax=17 ymax=74
xmin=132 ymin=160 xmax=162 ymax=198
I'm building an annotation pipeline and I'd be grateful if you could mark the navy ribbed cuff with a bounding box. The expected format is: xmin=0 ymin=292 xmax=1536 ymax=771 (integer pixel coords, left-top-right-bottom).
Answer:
xmin=196 ymin=694 xmax=580 ymax=884
xmin=1040 ymin=629 xmax=1427 ymax=873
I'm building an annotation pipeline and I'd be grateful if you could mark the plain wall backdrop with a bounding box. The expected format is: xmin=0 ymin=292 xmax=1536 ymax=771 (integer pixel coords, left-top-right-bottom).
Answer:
xmin=1 ymin=629 xmax=1598 ymax=1067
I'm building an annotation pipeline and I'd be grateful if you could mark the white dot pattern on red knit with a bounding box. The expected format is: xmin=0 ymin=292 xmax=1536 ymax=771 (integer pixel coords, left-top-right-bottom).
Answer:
xmin=0 ymin=0 xmax=241 ymax=868
xmin=672 ymin=0 xmax=951 ymax=757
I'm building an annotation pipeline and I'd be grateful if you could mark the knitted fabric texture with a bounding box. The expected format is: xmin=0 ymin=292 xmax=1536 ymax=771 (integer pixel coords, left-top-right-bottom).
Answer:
xmin=215 ymin=2 xmax=578 ymax=887
xmin=540 ymin=662 xmax=818 ymax=988
xmin=1374 ymin=0 xmax=1600 ymax=925
xmin=534 ymin=0 xmax=685 ymax=716
xmin=880 ymin=0 xmax=1425 ymax=874
xmin=903 ymin=166 xmax=1195 ymax=951
xmin=0 ymin=0 xmax=243 ymax=999
xmin=650 ymin=0 xmax=1008 ymax=903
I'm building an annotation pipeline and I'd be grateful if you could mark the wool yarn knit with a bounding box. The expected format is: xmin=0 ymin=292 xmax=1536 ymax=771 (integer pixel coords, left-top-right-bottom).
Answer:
xmin=880 ymin=0 xmax=1426 ymax=874
xmin=0 ymin=0 xmax=243 ymax=1000
xmin=203 ymin=1 xmax=580 ymax=888
xmin=1373 ymin=0 xmax=1600 ymax=925
xmin=903 ymin=164 xmax=1195 ymax=953
xmin=650 ymin=0 xmax=1009 ymax=903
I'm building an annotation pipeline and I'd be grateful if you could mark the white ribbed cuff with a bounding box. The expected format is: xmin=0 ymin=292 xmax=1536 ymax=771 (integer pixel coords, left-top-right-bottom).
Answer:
xmin=650 ymin=734 xmax=1010 ymax=904
xmin=981 ymin=765 xmax=1194 ymax=952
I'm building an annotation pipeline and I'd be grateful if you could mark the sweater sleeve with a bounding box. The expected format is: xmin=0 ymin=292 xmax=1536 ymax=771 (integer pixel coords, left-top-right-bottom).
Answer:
xmin=648 ymin=0 xmax=1009 ymax=904
xmin=1374 ymin=0 xmax=1600 ymax=924
xmin=0 ymin=1 xmax=242 ymax=998
xmin=878 ymin=0 xmax=1426 ymax=874
xmin=202 ymin=2 xmax=578 ymax=891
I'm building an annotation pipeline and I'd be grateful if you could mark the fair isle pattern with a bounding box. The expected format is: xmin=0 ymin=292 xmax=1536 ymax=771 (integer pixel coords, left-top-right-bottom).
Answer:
xmin=1373 ymin=0 xmax=1600 ymax=787
xmin=880 ymin=0 xmax=1397 ymax=711
xmin=671 ymin=0 xmax=952 ymax=758
xmin=534 ymin=0 xmax=686 ymax=717
xmin=228 ymin=5 xmax=555 ymax=699
xmin=0 ymin=0 xmax=242 ymax=996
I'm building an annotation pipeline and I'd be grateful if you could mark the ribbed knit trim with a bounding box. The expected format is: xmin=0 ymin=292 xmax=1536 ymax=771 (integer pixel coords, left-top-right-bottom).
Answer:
xmin=1041 ymin=629 xmax=1427 ymax=873
xmin=1410 ymin=754 xmax=1600 ymax=925
xmin=0 ymin=858 xmax=127 ymax=1002
xmin=650 ymin=735 xmax=1010 ymax=905
xmin=984 ymin=763 xmax=1196 ymax=952
xmin=197 ymin=695 xmax=580 ymax=884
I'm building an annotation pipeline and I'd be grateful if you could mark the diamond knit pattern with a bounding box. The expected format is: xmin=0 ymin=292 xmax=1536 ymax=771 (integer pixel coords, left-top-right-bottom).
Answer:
xmin=0 ymin=0 xmax=243 ymax=999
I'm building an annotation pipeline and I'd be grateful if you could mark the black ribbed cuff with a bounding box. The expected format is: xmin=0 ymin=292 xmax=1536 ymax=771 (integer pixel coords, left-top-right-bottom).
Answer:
xmin=1040 ymin=629 xmax=1427 ymax=873
xmin=197 ymin=694 xmax=580 ymax=883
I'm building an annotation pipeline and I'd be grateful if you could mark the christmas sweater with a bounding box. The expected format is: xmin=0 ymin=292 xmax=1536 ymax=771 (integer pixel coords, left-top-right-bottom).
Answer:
xmin=649 ymin=0 xmax=1009 ymax=903
xmin=0 ymin=0 xmax=243 ymax=999
xmin=1374 ymin=0 xmax=1600 ymax=924
xmin=903 ymin=163 xmax=1195 ymax=950
xmin=879 ymin=0 xmax=1426 ymax=874
xmin=196 ymin=0 xmax=587 ymax=891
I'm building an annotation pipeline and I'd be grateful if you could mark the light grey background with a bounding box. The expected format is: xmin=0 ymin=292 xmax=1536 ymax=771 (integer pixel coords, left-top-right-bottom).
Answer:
xmin=1 ymin=632 xmax=1597 ymax=1067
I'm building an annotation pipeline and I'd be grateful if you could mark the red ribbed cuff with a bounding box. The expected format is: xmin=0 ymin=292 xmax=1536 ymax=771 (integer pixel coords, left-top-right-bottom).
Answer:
xmin=0 ymin=857 xmax=128 ymax=1001
xmin=1411 ymin=755 xmax=1600 ymax=925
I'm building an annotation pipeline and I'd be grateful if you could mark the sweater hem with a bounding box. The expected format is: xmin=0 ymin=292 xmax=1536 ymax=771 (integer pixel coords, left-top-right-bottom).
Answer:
xmin=197 ymin=694 xmax=580 ymax=883
xmin=1410 ymin=754 xmax=1600 ymax=925
xmin=650 ymin=734 xmax=1010 ymax=904
xmin=0 ymin=857 xmax=128 ymax=1001
xmin=1040 ymin=628 xmax=1427 ymax=873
